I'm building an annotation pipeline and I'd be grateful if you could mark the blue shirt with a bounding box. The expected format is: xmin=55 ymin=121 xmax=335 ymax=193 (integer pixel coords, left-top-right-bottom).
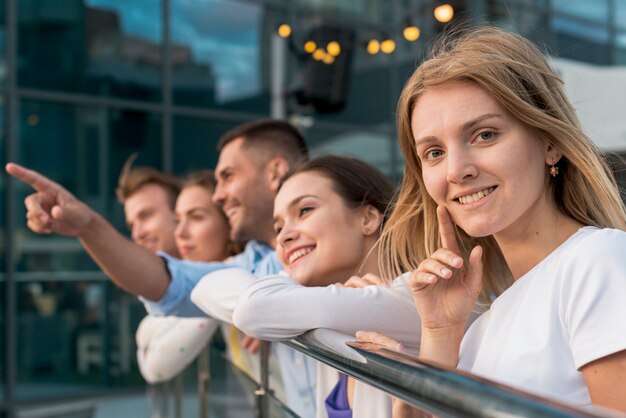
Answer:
xmin=139 ymin=240 xmax=317 ymax=418
xmin=140 ymin=240 xmax=280 ymax=317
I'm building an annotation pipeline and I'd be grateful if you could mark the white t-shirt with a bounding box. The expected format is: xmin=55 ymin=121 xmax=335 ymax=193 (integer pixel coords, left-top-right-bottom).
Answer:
xmin=458 ymin=227 xmax=626 ymax=408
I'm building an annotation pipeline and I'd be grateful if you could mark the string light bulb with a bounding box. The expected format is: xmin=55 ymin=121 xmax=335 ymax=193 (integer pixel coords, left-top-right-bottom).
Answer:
xmin=434 ymin=4 xmax=454 ymax=23
xmin=277 ymin=23 xmax=292 ymax=38
xmin=367 ymin=39 xmax=380 ymax=55
xmin=381 ymin=38 xmax=396 ymax=54
xmin=304 ymin=41 xmax=317 ymax=53
xmin=403 ymin=25 xmax=420 ymax=41
xmin=313 ymin=48 xmax=326 ymax=61
xmin=326 ymin=41 xmax=341 ymax=57
xmin=323 ymin=54 xmax=335 ymax=64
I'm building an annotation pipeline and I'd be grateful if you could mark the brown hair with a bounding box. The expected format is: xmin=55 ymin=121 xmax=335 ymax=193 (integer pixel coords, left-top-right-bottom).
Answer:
xmin=283 ymin=155 xmax=395 ymax=226
xmin=380 ymin=26 xmax=626 ymax=304
xmin=181 ymin=169 xmax=217 ymax=191
xmin=116 ymin=154 xmax=181 ymax=209
xmin=218 ymin=119 xmax=309 ymax=169
xmin=180 ymin=169 xmax=245 ymax=256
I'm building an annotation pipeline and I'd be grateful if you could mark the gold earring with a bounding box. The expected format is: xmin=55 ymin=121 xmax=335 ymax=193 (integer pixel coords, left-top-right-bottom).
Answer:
xmin=549 ymin=161 xmax=559 ymax=178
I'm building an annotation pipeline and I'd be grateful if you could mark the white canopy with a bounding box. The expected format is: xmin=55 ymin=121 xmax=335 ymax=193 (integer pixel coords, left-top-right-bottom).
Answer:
xmin=551 ymin=58 xmax=626 ymax=153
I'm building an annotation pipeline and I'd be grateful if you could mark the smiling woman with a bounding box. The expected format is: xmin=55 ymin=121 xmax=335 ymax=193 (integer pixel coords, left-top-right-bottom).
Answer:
xmin=273 ymin=156 xmax=392 ymax=287
xmin=224 ymin=155 xmax=423 ymax=418
xmin=378 ymin=26 xmax=626 ymax=414
xmin=136 ymin=169 xmax=242 ymax=385
xmin=175 ymin=170 xmax=237 ymax=262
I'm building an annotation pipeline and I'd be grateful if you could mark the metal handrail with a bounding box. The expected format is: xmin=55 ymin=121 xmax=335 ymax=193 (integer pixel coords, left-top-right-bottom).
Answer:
xmin=158 ymin=328 xmax=625 ymax=418
xmin=281 ymin=329 xmax=625 ymax=418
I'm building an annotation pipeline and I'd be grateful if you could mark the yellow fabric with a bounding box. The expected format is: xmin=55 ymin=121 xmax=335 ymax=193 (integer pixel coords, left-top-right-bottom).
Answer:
xmin=227 ymin=325 xmax=253 ymax=376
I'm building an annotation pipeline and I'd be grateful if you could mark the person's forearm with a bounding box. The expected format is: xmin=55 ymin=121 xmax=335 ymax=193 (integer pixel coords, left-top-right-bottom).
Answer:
xmin=418 ymin=325 xmax=465 ymax=367
xmin=77 ymin=213 xmax=170 ymax=300
xmin=234 ymin=275 xmax=422 ymax=347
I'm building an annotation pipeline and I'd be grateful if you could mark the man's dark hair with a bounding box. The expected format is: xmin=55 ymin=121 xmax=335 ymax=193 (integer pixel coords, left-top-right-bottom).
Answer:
xmin=116 ymin=154 xmax=181 ymax=209
xmin=218 ymin=119 xmax=309 ymax=168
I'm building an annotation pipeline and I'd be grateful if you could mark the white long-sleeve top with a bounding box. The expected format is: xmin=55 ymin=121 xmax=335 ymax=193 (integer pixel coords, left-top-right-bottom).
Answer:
xmin=192 ymin=267 xmax=420 ymax=349
xmin=135 ymin=316 xmax=219 ymax=383
xmin=191 ymin=268 xmax=319 ymax=417
xmin=191 ymin=268 xmax=421 ymax=418
xmin=233 ymin=271 xmax=421 ymax=350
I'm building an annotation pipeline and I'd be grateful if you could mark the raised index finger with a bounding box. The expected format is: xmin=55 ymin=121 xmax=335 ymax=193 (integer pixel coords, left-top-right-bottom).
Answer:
xmin=437 ymin=205 xmax=461 ymax=255
xmin=6 ymin=163 xmax=58 ymax=193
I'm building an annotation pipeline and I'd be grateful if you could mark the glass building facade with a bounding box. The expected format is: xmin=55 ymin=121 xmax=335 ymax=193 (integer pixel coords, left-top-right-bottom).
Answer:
xmin=2 ymin=0 xmax=626 ymax=417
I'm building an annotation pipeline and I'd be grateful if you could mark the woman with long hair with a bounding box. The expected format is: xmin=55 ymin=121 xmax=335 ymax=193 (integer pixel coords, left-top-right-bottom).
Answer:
xmin=193 ymin=155 xmax=422 ymax=418
xmin=373 ymin=26 xmax=626 ymax=412
xmin=242 ymin=155 xmax=421 ymax=418
xmin=136 ymin=170 xmax=238 ymax=383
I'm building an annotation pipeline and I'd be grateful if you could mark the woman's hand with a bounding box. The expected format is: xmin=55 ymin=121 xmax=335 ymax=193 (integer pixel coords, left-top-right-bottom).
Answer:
xmin=410 ymin=206 xmax=483 ymax=364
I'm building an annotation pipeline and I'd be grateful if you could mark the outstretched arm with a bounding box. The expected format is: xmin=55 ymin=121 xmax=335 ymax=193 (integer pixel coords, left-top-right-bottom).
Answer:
xmin=6 ymin=162 xmax=170 ymax=300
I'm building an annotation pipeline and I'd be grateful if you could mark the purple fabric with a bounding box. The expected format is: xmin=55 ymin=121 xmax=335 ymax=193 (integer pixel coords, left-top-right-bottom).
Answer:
xmin=324 ymin=374 xmax=352 ymax=418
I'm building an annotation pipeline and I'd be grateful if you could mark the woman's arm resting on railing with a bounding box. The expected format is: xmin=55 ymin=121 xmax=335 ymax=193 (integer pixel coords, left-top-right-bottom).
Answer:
xmin=190 ymin=267 xmax=256 ymax=323
xmin=136 ymin=316 xmax=219 ymax=383
xmin=233 ymin=273 xmax=421 ymax=348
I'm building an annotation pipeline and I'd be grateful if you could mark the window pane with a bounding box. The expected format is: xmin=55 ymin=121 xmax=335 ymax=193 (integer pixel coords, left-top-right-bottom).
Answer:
xmin=0 ymin=95 xmax=5 ymax=276
xmin=18 ymin=0 xmax=163 ymax=101
xmin=0 ymin=95 xmax=5 ymax=404
xmin=553 ymin=0 xmax=608 ymax=23
xmin=14 ymin=101 xmax=162 ymax=273
xmin=11 ymin=100 xmax=162 ymax=401
xmin=172 ymin=117 xmax=237 ymax=174
xmin=552 ymin=16 xmax=610 ymax=64
xmin=308 ymin=127 xmax=399 ymax=179
xmin=618 ymin=0 xmax=626 ymax=30
xmin=616 ymin=32 xmax=626 ymax=65
xmin=0 ymin=0 xmax=6 ymax=87
xmin=295 ymin=0 xmax=391 ymax=24
xmin=171 ymin=0 xmax=269 ymax=112
xmin=15 ymin=280 xmax=145 ymax=399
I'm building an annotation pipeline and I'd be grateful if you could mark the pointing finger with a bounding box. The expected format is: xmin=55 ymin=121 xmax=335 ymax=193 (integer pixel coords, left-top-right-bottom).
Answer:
xmin=437 ymin=205 xmax=461 ymax=255
xmin=6 ymin=163 xmax=59 ymax=194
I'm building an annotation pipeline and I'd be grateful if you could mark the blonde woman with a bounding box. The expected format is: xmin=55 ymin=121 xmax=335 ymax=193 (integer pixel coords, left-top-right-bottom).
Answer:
xmin=136 ymin=170 xmax=236 ymax=383
xmin=370 ymin=27 xmax=626 ymax=413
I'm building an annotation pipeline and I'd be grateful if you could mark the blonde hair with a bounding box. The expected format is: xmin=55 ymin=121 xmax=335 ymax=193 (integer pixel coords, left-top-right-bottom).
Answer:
xmin=380 ymin=26 xmax=626 ymax=303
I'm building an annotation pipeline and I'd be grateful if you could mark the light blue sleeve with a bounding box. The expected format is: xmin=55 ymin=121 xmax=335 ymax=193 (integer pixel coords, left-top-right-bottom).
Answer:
xmin=140 ymin=241 xmax=271 ymax=317
xmin=139 ymin=255 xmax=232 ymax=317
xmin=252 ymin=251 xmax=283 ymax=277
